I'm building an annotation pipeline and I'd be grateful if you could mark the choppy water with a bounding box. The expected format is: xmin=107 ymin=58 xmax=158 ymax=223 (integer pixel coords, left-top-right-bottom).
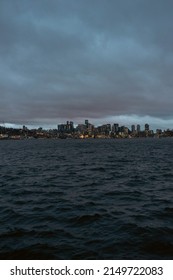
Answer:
xmin=0 ymin=138 xmax=173 ymax=259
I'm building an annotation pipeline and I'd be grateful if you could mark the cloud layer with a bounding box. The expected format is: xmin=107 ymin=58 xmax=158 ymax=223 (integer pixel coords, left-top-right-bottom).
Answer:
xmin=1 ymin=0 xmax=173 ymax=129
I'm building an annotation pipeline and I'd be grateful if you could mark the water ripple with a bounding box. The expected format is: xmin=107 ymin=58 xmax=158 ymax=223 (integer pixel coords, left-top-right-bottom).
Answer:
xmin=0 ymin=138 xmax=173 ymax=259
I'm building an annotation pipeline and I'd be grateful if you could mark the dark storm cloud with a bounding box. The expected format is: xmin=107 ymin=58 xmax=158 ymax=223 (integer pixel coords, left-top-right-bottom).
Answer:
xmin=1 ymin=0 xmax=173 ymax=127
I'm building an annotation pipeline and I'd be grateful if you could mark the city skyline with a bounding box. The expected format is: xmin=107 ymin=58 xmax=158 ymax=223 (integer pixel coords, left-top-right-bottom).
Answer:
xmin=2 ymin=118 xmax=173 ymax=140
xmin=0 ymin=115 xmax=173 ymax=131
xmin=1 ymin=0 xmax=173 ymax=129
xmin=1 ymin=114 xmax=173 ymax=132
xmin=1 ymin=118 xmax=173 ymax=133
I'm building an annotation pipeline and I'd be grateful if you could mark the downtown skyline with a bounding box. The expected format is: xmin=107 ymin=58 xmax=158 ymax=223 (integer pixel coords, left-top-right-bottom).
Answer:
xmin=1 ymin=118 xmax=173 ymax=140
xmin=1 ymin=115 xmax=173 ymax=132
xmin=1 ymin=118 xmax=173 ymax=133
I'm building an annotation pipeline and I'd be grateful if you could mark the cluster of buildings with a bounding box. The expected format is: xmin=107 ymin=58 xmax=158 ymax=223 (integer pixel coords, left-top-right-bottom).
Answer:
xmin=0 ymin=120 xmax=173 ymax=140
xmin=57 ymin=120 xmax=172 ymax=138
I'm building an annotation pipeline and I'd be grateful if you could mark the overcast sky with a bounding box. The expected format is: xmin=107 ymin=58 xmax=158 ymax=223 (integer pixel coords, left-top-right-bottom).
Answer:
xmin=1 ymin=0 xmax=173 ymax=130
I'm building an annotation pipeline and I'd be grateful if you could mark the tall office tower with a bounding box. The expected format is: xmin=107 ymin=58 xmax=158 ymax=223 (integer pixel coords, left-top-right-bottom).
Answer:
xmin=145 ymin=123 xmax=149 ymax=131
xmin=112 ymin=123 xmax=119 ymax=133
xmin=131 ymin=125 xmax=135 ymax=133
xmin=137 ymin=124 xmax=140 ymax=132
xmin=85 ymin=120 xmax=89 ymax=128
xmin=69 ymin=121 xmax=74 ymax=131
xmin=106 ymin=124 xmax=111 ymax=131
xmin=66 ymin=121 xmax=70 ymax=130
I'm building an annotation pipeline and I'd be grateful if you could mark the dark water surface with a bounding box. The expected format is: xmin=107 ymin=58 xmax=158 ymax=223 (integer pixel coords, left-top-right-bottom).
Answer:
xmin=0 ymin=138 xmax=173 ymax=259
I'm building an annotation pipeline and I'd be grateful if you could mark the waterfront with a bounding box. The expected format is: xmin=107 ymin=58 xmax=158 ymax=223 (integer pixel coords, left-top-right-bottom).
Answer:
xmin=0 ymin=138 xmax=173 ymax=259
xmin=1 ymin=121 xmax=173 ymax=140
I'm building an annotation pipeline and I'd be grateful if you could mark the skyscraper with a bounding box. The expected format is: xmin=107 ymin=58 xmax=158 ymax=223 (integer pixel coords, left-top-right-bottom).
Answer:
xmin=137 ymin=124 xmax=140 ymax=132
xmin=85 ymin=120 xmax=89 ymax=128
xmin=131 ymin=125 xmax=135 ymax=133
xmin=145 ymin=123 xmax=149 ymax=131
xmin=112 ymin=123 xmax=119 ymax=133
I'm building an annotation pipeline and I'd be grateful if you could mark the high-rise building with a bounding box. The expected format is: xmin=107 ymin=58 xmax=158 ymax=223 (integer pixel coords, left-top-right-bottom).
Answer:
xmin=112 ymin=123 xmax=119 ymax=133
xmin=137 ymin=124 xmax=140 ymax=132
xmin=97 ymin=124 xmax=111 ymax=135
xmin=145 ymin=123 xmax=149 ymax=131
xmin=131 ymin=125 xmax=135 ymax=133
xmin=57 ymin=121 xmax=74 ymax=132
xmin=85 ymin=120 xmax=89 ymax=128
xmin=76 ymin=124 xmax=87 ymax=133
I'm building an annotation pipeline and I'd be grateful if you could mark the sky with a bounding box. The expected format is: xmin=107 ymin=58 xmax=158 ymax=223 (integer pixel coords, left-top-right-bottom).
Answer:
xmin=1 ymin=0 xmax=173 ymax=130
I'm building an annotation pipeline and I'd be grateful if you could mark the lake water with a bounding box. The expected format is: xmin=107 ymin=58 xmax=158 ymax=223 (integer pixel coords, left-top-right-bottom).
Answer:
xmin=0 ymin=138 xmax=173 ymax=259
